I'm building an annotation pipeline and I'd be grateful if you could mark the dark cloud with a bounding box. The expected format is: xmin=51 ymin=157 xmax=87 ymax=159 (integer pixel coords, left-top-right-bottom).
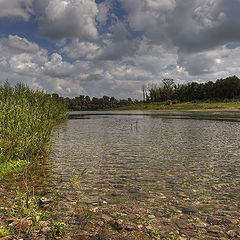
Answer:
xmin=95 ymin=23 xmax=139 ymax=60
xmin=0 ymin=0 xmax=33 ymax=20
xmin=167 ymin=0 xmax=240 ymax=53
xmin=87 ymin=74 xmax=103 ymax=81
xmin=121 ymin=0 xmax=240 ymax=53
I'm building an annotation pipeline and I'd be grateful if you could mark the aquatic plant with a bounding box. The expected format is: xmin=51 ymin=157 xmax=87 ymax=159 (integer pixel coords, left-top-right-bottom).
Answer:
xmin=0 ymin=81 xmax=67 ymax=178
xmin=51 ymin=222 xmax=67 ymax=239
xmin=0 ymin=225 xmax=10 ymax=237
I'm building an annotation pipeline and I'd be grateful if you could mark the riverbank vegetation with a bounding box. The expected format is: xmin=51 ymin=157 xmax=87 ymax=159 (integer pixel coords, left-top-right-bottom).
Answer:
xmin=64 ymin=76 xmax=240 ymax=111
xmin=65 ymin=95 xmax=136 ymax=111
xmin=0 ymin=81 xmax=69 ymax=239
xmin=0 ymin=81 xmax=67 ymax=179
xmin=105 ymin=100 xmax=240 ymax=111
xmin=144 ymin=75 xmax=240 ymax=103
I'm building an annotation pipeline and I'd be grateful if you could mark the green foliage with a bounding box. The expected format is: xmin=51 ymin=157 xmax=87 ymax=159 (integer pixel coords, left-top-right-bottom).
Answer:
xmin=5 ymin=187 xmax=54 ymax=238
xmin=135 ymin=216 xmax=153 ymax=225
xmin=109 ymin=101 xmax=240 ymax=111
xmin=147 ymin=228 xmax=164 ymax=239
xmin=9 ymin=188 xmax=44 ymax=223
xmin=160 ymin=203 xmax=179 ymax=217
xmin=168 ymin=233 xmax=179 ymax=240
xmin=0 ymin=226 xmax=10 ymax=237
xmin=51 ymin=222 xmax=67 ymax=239
xmin=66 ymin=95 xmax=135 ymax=111
xmin=110 ymin=211 xmax=119 ymax=219
xmin=0 ymin=81 xmax=67 ymax=178
xmin=147 ymin=76 xmax=240 ymax=102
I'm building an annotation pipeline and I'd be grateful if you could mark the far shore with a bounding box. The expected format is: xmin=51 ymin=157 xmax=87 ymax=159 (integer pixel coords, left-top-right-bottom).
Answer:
xmin=102 ymin=101 xmax=240 ymax=112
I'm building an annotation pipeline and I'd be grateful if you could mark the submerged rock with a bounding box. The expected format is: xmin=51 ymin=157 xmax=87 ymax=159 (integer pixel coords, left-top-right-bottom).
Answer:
xmin=0 ymin=236 xmax=12 ymax=240
xmin=113 ymin=184 xmax=124 ymax=189
xmin=128 ymin=189 xmax=139 ymax=194
xmin=146 ymin=225 xmax=154 ymax=231
xmin=178 ymin=237 xmax=187 ymax=240
xmin=137 ymin=224 xmax=143 ymax=229
xmin=175 ymin=218 xmax=194 ymax=230
xmin=41 ymin=227 xmax=51 ymax=233
xmin=9 ymin=218 xmax=33 ymax=232
xmin=226 ymin=230 xmax=238 ymax=237
xmin=39 ymin=221 xmax=49 ymax=228
xmin=206 ymin=216 xmax=232 ymax=225
xmin=109 ymin=219 xmax=123 ymax=231
xmin=39 ymin=197 xmax=54 ymax=206
xmin=194 ymin=218 xmax=207 ymax=228
xmin=125 ymin=223 xmax=136 ymax=231
xmin=207 ymin=225 xmax=223 ymax=234
xmin=181 ymin=206 xmax=198 ymax=215
xmin=111 ymin=192 xmax=120 ymax=197
xmin=35 ymin=234 xmax=46 ymax=240
xmin=101 ymin=214 xmax=113 ymax=223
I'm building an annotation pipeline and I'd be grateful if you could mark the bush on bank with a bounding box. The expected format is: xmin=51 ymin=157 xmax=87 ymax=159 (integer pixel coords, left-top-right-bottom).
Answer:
xmin=0 ymin=81 xmax=67 ymax=178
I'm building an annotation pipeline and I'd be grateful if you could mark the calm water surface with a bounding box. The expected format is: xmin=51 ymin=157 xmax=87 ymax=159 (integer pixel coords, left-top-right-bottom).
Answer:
xmin=50 ymin=111 xmax=240 ymax=206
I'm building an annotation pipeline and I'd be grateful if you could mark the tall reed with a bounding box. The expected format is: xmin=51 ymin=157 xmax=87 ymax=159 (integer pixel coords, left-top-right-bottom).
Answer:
xmin=0 ymin=81 xmax=67 ymax=178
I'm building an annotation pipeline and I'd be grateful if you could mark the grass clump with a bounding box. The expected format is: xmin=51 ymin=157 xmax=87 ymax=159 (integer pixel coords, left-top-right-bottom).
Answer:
xmin=0 ymin=225 xmax=10 ymax=237
xmin=51 ymin=222 xmax=68 ymax=239
xmin=0 ymin=81 xmax=67 ymax=178
xmin=147 ymin=228 xmax=165 ymax=239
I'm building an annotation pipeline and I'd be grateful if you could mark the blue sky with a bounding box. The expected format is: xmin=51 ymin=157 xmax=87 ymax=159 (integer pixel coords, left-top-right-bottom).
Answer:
xmin=0 ymin=0 xmax=240 ymax=99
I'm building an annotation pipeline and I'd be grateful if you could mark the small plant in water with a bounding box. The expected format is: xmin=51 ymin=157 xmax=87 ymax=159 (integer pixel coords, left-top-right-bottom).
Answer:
xmin=161 ymin=203 xmax=179 ymax=217
xmin=0 ymin=226 xmax=10 ymax=237
xmin=136 ymin=216 xmax=153 ymax=225
xmin=168 ymin=232 xmax=179 ymax=240
xmin=110 ymin=211 xmax=119 ymax=218
xmin=51 ymin=222 xmax=67 ymax=239
xmin=148 ymin=228 xmax=164 ymax=239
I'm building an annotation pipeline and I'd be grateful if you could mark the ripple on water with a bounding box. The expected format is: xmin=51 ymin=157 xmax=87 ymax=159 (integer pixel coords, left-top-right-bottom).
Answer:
xmin=49 ymin=113 xmax=240 ymax=204
xmin=44 ymin=112 xmax=240 ymax=238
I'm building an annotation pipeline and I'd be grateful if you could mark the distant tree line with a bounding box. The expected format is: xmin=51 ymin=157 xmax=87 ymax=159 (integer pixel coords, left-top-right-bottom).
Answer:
xmin=51 ymin=75 xmax=240 ymax=111
xmin=144 ymin=76 xmax=240 ymax=103
xmin=58 ymin=95 xmax=139 ymax=111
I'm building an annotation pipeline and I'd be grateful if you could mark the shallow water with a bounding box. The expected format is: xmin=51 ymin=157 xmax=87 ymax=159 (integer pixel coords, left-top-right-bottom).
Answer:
xmin=50 ymin=111 xmax=240 ymax=205
xmin=1 ymin=111 xmax=240 ymax=239
xmin=44 ymin=111 xmax=240 ymax=238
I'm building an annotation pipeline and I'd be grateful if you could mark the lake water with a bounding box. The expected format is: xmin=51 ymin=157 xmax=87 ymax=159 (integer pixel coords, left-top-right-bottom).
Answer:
xmin=47 ymin=111 xmax=240 ymax=239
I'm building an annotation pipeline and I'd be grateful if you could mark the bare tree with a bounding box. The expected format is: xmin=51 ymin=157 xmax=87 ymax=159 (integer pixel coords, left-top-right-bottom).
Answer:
xmin=142 ymin=84 xmax=147 ymax=102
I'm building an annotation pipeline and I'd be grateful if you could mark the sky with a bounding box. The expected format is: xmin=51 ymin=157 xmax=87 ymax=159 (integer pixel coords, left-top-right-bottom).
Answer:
xmin=0 ymin=0 xmax=240 ymax=99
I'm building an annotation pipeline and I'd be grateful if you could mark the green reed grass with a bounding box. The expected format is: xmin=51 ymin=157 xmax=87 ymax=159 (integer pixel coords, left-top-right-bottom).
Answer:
xmin=0 ymin=81 xmax=67 ymax=178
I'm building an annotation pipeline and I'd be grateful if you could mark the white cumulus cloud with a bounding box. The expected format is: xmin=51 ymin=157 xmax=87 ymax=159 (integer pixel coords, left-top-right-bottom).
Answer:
xmin=36 ymin=0 xmax=99 ymax=41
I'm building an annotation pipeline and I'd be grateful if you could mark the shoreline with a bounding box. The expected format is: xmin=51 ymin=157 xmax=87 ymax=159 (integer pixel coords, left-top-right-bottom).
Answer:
xmin=100 ymin=102 xmax=240 ymax=112
xmin=102 ymin=108 xmax=240 ymax=112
